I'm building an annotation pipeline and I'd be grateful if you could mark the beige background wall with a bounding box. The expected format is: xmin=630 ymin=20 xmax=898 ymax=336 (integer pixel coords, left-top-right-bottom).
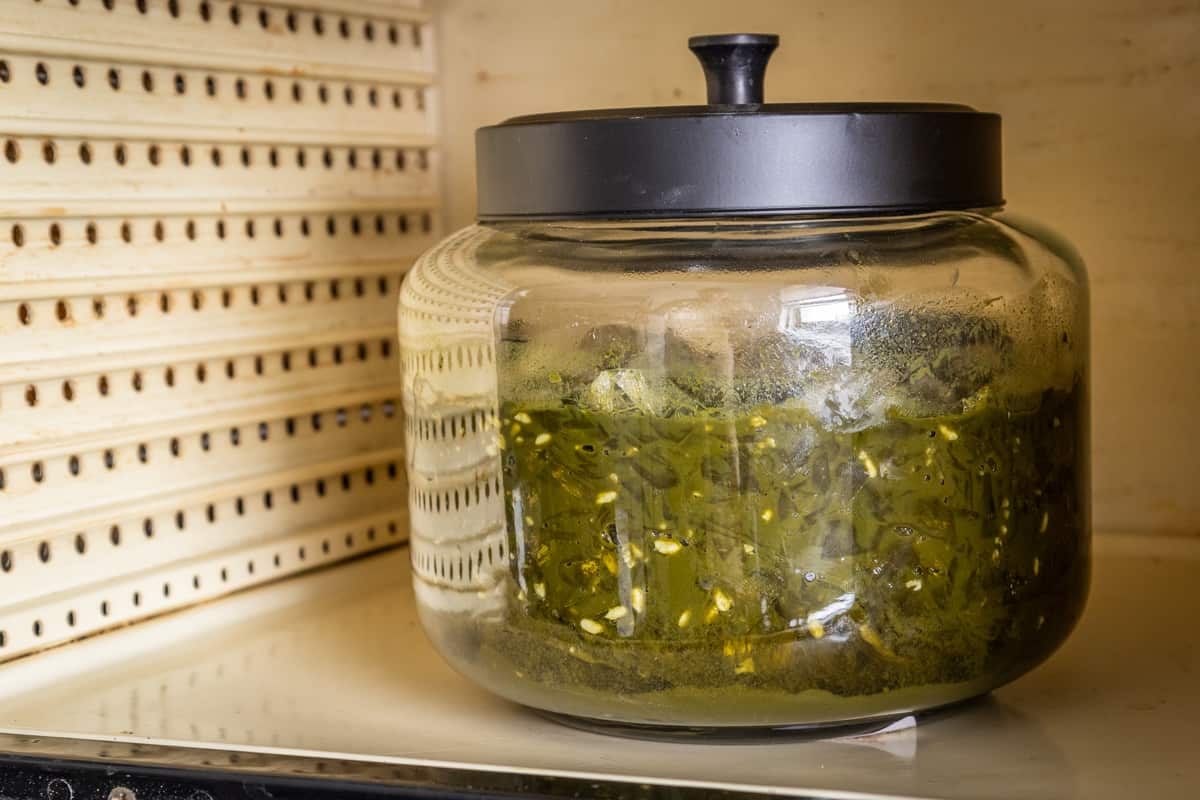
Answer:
xmin=434 ymin=0 xmax=1200 ymax=536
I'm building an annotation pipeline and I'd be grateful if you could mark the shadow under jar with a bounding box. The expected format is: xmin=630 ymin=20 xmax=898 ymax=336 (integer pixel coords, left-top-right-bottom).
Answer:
xmin=398 ymin=34 xmax=1089 ymax=734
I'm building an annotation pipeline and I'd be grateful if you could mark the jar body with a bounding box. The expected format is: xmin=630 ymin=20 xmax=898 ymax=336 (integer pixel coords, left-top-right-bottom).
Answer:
xmin=398 ymin=212 xmax=1090 ymax=730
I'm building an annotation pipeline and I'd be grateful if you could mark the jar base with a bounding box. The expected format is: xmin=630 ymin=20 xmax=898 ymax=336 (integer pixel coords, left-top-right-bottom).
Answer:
xmin=533 ymin=696 xmax=985 ymax=743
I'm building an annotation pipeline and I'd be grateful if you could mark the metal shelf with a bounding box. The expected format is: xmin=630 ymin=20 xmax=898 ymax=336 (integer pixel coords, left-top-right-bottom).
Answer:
xmin=1 ymin=534 xmax=1196 ymax=799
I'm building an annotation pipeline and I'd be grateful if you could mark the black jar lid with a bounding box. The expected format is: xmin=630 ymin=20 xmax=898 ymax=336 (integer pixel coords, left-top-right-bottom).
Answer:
xmin=475 ymin=34 xmax=1002 ymax=221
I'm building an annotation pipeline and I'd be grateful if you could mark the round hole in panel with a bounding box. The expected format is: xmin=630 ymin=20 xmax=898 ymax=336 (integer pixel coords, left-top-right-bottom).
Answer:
xmin=86 ymin=222 xmax=98 ymax=244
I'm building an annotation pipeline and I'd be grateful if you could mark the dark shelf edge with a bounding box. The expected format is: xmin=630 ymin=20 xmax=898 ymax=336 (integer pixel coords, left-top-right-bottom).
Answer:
xmin=0 ymin=731 xmax=843 ymax=800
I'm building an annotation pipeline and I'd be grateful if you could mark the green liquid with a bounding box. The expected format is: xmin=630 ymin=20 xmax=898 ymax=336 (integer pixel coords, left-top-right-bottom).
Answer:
xmin=452 ymin=386 xmax=1087 ymax=725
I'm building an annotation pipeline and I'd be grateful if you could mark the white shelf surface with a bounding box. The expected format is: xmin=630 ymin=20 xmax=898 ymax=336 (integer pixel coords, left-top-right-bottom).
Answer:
xmin=0 ymin=533 xmax=1196 ymax=800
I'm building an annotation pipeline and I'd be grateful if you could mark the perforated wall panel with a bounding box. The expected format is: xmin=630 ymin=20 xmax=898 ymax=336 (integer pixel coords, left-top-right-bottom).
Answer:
xmin=0 ymin=0 xmax=434 ymax=662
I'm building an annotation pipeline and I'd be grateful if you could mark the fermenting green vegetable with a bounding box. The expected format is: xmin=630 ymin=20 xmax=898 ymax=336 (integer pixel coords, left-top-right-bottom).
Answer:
xmin=463 ymin=383 xmax=1085 ymax=723
xmin=423 ymin=312 xmax=1088 ymax=728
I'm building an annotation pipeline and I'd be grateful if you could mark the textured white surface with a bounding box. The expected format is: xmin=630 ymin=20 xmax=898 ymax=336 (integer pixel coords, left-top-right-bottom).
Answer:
xmin=0 ymin=0 xmax=435 ymax=662
xmin=0 ymin=534 xmax=1195 ymax=800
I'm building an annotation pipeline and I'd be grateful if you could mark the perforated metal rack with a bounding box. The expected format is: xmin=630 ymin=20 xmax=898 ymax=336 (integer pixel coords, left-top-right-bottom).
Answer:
xmin=0 ymin=0 xmax=435 ymax=664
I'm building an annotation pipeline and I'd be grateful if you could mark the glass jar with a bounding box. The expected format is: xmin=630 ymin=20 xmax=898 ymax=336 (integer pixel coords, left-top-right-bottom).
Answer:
xmin=399 ymin=35 xmax=1089 ymax=733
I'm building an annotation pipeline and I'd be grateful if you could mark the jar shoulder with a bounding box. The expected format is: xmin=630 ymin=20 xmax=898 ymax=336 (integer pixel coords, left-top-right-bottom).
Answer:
xmin=408 ymin=213 xmax=1084 ymax=297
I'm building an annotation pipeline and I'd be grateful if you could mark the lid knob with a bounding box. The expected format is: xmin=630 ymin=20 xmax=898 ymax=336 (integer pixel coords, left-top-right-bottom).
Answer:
xmin=688 ymin=33 xmax=779 ymax=106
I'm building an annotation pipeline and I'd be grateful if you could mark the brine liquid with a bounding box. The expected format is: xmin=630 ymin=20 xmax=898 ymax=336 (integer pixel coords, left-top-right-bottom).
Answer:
xmin=426 ymin=386 xmax=1088 ymax=726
